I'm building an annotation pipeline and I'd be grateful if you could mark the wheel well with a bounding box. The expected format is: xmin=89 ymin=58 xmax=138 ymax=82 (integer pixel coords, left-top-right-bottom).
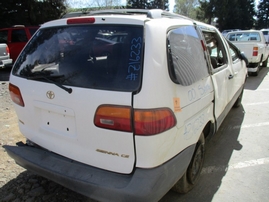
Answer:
xmin=203 ymin=121 xmax=215 ymax=140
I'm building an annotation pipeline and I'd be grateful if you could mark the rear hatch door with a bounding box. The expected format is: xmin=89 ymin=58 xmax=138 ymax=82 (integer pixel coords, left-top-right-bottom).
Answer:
xmin=10 ymin=20 xmax=144 ymax=174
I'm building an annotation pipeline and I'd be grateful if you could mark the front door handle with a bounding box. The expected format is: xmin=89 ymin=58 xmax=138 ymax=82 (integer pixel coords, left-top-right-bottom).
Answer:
xmin=228 ymin=74 xmax=234 ymax=79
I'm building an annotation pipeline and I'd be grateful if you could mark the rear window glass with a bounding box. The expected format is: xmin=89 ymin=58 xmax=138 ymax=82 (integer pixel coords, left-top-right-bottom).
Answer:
xmin=227 ymin=32 xmax=261 ymax=42
xmin=0 ymin=30 xmax=8 ymax=43
xmin=12 ymin=25 xmax=143 ymax=92
xmin=11 ymin=29 xmax=28 ymax=42
xmin=167 ymin=25 xmax=209 ymax=86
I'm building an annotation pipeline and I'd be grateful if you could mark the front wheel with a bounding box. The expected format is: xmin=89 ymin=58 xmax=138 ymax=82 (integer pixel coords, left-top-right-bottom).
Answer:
xmin=172 ymin=133 xmax=205 ymax=194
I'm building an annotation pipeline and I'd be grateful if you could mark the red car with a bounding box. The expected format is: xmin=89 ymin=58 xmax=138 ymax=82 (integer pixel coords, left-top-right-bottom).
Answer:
xmin=0 ymin=25 xmax=39 ymax=63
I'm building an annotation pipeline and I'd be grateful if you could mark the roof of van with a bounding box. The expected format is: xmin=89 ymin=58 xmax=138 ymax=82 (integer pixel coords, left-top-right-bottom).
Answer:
xmin=61 ymin=9 xmax=190 ymax=20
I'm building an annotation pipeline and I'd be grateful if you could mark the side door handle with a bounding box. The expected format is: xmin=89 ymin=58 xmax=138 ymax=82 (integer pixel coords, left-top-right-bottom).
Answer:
xmin=228 ymin=74 xmax=234 ymax=79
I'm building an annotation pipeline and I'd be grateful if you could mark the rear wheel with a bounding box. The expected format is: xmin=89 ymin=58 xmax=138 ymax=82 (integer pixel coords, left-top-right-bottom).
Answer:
xmin=262 ymin=56 xmax=268 ymax=67
xmin=172 ymin=133 xmax=205 ymax=194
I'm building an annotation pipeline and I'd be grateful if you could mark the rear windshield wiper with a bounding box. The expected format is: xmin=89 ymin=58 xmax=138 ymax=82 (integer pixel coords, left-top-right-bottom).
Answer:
xmin=26 ymin=73 xmax=73 ymax=94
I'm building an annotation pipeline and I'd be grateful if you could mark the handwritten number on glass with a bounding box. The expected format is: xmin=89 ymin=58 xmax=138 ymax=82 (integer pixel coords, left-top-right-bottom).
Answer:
xmin=126 ymin=37 xmax=142 ymax=81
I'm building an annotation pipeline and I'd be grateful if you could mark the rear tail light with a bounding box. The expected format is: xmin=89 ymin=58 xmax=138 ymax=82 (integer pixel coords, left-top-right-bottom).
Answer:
xmin=6 ymin=46 xmax=10 ymax=55
xmin=9 ymin=83 xmax=25 ymax=107
xmin=94 ymin=105 xmax=177 ymax=136
xmin=67 ymin=17 xmax=95 ymax=24
xmin=134 ymin=108 xmax=177 ymax=135
xmin=94 ymin=105 xmax=132 ymax=132
xmin=253 ymin=47 xmax=258 ymax=56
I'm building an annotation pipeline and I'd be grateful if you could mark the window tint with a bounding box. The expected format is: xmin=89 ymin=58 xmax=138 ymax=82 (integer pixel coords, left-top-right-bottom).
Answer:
xmin=167 ymin=26 xmax=209 ymax=86
xmin=11 ymin=29 xmax=28 ymax=42
xmin=0 ymin=30 xmax=8 ymax=43
xmin=12 ymin=25 xmax=143 ymax=92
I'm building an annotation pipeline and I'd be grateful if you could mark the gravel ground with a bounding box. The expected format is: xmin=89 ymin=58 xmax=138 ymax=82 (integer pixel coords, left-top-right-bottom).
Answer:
xmin=0 ymin=69 xmax=95 ymax=202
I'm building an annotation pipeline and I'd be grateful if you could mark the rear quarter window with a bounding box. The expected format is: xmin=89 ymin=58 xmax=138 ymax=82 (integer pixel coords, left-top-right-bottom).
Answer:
xmin=167 ymin=25 xmax=209 ymax=86
xmin=228 ymin=32 xmax=261 ymax=42
xmin=12 ymin=25 xmax=144 ymax=92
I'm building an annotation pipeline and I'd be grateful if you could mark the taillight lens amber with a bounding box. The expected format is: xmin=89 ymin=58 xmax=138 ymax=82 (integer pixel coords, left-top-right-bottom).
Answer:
xmin=94 ymin=105 xmax=132 ymax=132
xmin=253 ymin=47 xmax=258 ymax=56
xmin=94 ymin=105 xmax=177 ymax=136
xmin=9 ymin=83 xmax=25 ymax=107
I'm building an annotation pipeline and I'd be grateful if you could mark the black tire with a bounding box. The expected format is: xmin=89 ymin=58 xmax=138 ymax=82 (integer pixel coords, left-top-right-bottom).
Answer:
xmin=233 ymin=88 xmax=244 ymax=108
xmin=172 ymin=133 xmax=205 ymax=194
xmin=262 ymin=56 xmax=268 ymax=67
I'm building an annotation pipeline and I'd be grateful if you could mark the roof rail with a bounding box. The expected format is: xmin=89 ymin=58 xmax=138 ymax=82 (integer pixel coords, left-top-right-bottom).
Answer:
xmin=62 ymin=9 xmax=190 ymax=20
xmin=92 ymin=9 xmax=190 ymax=20
xmin=12 ymin=25 xmax=25 ymax=27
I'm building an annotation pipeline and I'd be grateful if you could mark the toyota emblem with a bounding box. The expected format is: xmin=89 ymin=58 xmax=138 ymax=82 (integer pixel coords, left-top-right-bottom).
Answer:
xmin=46 ymin=91 xmax=55 ymax=99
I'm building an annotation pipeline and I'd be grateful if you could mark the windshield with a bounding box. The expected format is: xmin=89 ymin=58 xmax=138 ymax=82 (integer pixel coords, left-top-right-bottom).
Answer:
xmin=12 ymin=25 xmax=144 ymax=92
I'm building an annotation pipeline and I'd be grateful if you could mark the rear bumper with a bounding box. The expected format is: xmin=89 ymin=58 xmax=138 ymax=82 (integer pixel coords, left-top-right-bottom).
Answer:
xmin=4 ymin=143 xmax=195 ymax=202
xmin=247 ymin=67 xmax=258 ymax=73
xmin=0 ymin=58 xmax=12 ymax=68
xmin=247 ymin=63 xmax=259 ymax=73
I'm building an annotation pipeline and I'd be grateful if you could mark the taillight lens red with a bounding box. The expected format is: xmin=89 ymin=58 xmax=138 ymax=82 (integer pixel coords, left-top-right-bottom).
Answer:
xmin=94 ymin=105 xmax=177 ymax=136
xmin=9 ymin=83 xmax=25 ymax=107
xmin=134 ymin=108 xmax=177 ymax=135
xmin=67 ymin=17 xmax=95 ymax=24
xmin=253 ymin=47 xmax=258 ymax=56
xmin=6 ymin=46 xmax=10 ymax=54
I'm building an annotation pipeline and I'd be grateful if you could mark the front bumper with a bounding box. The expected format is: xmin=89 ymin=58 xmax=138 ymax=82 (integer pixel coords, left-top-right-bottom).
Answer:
xmin=4 ymin=143 xmax=195 ymax=202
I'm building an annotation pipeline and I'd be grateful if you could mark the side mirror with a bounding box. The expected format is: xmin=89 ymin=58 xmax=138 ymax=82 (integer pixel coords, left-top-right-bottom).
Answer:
xmin=240 ymin=52 xmax=249 ymax=66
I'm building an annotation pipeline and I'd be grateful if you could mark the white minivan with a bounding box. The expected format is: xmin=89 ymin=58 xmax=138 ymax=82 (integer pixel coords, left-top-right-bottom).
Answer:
xmin=5 ymin=9 xmax=247 ymax=202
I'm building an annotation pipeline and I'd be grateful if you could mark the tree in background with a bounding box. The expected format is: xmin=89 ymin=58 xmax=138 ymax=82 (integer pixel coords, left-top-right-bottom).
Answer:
xmin=67 ymin=0 xmax=123 ymax=9
xmin=197 ymin=0 xmax=256 ymax=31
xmin=127 ymin=0 xmax=169 ymax=10
xmin=256 ymin=0 xmax=269 ymax=29
xmin=196 ymin=0 xmax=215 ymax=24
xmin=173 ymin=0 xmax=199 ymax=20
xmin=0 ymin=0 xmax=66 ymax=28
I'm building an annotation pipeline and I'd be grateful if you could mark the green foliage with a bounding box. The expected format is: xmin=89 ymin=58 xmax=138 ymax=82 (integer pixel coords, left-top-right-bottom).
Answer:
xmin=256 ymin=0 xmax=269 ymax=29
xmin=0 ymin=0 xmax=67 ymax=28
xmin=174 ymin=0 xmax=199 ymax=19
xmin=127 ymin=0 xmax=169 ymax=10
xmin=197 ymin=0 xmax=256 ymax=31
